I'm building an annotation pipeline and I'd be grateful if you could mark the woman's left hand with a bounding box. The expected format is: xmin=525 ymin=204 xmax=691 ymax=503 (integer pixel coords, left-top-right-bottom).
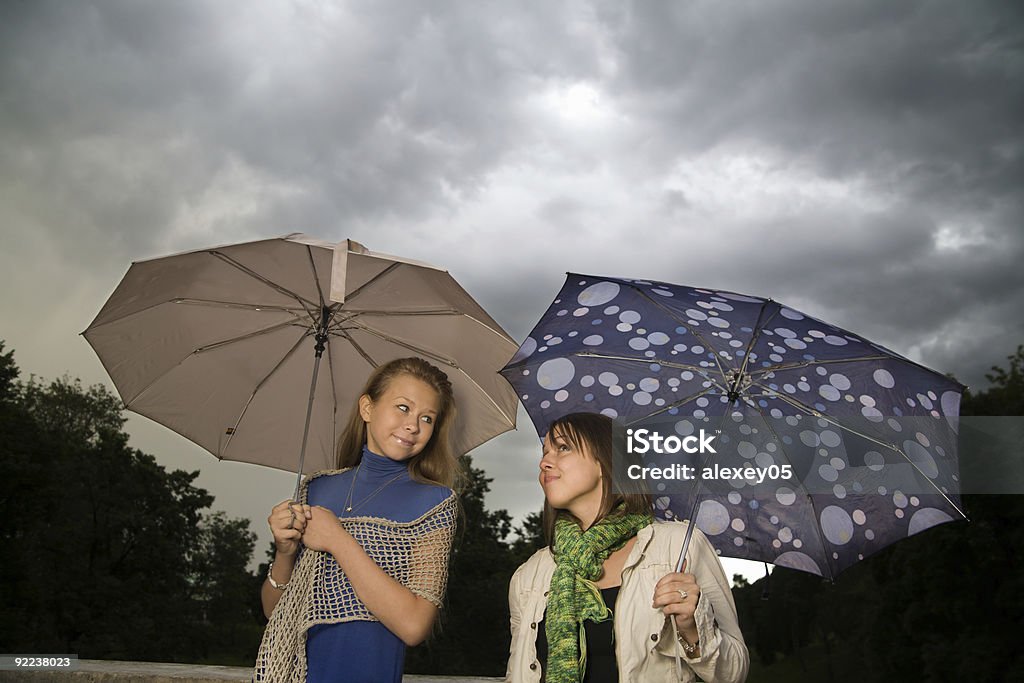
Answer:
xmin=301 ymin=506 xmax=348 ymax=554
xmin=653 ymin=559 xmax=701 ymax=635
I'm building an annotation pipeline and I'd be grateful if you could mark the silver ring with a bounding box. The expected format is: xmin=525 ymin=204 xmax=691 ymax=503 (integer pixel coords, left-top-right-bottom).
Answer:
xmin=677 ymin=589 xmax=688 ymax=601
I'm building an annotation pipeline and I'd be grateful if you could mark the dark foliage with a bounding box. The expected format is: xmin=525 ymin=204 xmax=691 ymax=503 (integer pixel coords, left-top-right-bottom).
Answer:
xmin=962 ymin=344 xmax=1024 ymax=417
xmin=0 ymin=342 xmax=260 ymax=664
xmin=405 ymin=456 xmax=528 ymax=676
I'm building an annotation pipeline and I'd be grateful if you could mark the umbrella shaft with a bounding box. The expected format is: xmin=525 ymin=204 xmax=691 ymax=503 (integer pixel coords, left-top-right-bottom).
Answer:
xmin=675 ymin=496 xmax=699 ymax=573
xmin=293 ymin=345 xmax=326 ymax=501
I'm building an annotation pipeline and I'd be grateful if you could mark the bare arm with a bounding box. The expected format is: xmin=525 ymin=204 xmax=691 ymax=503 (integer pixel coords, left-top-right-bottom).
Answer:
xmin=302 ymin=505 xmax=439 ymax=646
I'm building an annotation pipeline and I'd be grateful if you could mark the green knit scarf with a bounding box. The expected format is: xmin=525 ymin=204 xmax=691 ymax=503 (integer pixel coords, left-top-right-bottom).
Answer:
xmin=545 ymin=508 xmax=652 ymax=683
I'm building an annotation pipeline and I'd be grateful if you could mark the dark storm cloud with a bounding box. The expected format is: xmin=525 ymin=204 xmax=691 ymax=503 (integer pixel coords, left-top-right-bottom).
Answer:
xmin=0 ymin=0 xmax=605 ymax=263
xmin=2 ymin=1 xmax=242 ymax=264
xmin=566 ymin=0 xmax=1024 ymax=387
xmin=599 ymin=1 xmax=1023 ymax=168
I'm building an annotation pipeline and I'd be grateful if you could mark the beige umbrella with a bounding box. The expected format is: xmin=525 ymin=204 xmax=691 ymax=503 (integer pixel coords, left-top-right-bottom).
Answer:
xmin=83 ymin=234 xmax=518 ymax=495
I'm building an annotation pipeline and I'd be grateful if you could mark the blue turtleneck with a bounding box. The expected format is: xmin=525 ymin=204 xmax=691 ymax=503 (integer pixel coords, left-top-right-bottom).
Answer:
xmin=307 ymin=445 xmax=450 ymax=521
xmin=303 ymin=446 xmax=453 ymax=683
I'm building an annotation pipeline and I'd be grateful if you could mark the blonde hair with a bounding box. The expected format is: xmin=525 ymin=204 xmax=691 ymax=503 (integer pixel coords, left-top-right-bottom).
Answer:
xmin=335 ymin=357 xmax=463 ymax=491
xmin=542 ymin=412 xmax=652 ymax=544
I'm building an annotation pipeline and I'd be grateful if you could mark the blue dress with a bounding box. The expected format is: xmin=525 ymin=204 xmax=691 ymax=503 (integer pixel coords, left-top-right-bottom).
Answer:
xmin=303 ymin=447 xmax=452 ymax=683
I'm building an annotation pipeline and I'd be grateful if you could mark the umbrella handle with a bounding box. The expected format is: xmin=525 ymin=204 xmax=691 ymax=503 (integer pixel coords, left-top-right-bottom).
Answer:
xmin=670 ymin=619 xmax=685 ymax=679
xmin=669 ymin=489 xmax=701 ymax=678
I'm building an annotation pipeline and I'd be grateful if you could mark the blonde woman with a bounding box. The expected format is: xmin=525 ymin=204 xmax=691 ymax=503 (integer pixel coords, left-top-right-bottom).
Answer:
xmin=256 ymin=358 xmax=461 ymax=682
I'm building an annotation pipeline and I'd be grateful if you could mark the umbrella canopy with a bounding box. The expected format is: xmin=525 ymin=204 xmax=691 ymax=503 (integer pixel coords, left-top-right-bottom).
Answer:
xmin=502 ymin=273 xmax=966 ymax=579
xmin=84 ymin=234 xmax=518 ymax=476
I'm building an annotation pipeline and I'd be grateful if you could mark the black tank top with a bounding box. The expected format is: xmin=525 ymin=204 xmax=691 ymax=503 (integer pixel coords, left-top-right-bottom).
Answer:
xmin=536 ymin=585 xmax=620 ymax=683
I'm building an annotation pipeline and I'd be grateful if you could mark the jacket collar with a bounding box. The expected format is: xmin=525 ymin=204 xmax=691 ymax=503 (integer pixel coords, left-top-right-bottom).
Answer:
xmin=622 ymin=523 xmax=655 ymax=572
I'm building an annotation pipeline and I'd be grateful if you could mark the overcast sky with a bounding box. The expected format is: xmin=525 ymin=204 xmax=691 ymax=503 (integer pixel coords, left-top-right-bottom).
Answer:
xmin=2 ymin=0 xmax=1021 ymax=584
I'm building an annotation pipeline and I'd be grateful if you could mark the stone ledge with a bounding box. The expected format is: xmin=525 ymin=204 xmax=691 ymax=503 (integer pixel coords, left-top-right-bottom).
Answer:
xmin=0 ymin=660 xmax=502 ymax=683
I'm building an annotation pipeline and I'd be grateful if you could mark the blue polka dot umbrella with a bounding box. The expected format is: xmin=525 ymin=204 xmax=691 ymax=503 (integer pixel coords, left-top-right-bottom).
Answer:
xmin=501 ymin=274 xmax=966 ymax=579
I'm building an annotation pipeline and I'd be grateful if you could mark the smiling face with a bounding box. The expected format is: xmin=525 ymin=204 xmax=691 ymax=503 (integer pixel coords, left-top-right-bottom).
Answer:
xmin=359 ymin=373 xmax=440 ymax=462
xmin=539 ymin=428 xmax=604 ymax=523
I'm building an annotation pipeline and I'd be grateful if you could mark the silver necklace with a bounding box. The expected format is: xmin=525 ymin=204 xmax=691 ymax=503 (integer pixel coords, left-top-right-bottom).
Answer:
xmin=343 ymin=461 xmax=407 ymax=513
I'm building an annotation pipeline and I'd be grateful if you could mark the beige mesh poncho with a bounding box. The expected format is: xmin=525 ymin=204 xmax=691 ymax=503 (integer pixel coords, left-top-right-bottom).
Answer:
xmin=253 ymin=475 xmax=457 ymax=683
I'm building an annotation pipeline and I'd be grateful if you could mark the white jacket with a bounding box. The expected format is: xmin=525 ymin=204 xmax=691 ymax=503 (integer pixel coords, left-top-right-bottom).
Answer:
xmin=506 ymin=521 xmax=749 ymax=683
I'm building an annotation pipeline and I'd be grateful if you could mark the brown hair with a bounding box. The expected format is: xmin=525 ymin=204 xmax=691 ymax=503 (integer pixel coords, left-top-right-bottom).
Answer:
xmin=541 ymin=412 xmax=652 ymax=544
xmin=335 ymin=357 xmax=463 ymax=491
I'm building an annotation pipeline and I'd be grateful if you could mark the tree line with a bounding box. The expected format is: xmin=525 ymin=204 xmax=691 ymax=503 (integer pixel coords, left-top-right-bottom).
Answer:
xmin=1 ymin=341 xmax=1021 ymax=679
xmin=0 ymin=342 xmax=262 ymax=664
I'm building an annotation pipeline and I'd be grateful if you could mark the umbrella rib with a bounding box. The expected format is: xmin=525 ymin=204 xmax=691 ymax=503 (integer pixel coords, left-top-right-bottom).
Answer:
xmin=344 ymin=262 xmax=402 ymax=305
xmin=735 ymin=299 xmax=782 ymax=382
xmin=805 ymin=491 xmax=836 ymax=581
xmin=121 ymin=318 xmax=308 ymax=406
xmin=666 ymin=408 xmax=739 ymax=577
xmin=341 ymin=319 xmax=517 ymax=431
xmin=166 ymin=298 xmax=309 ymax=313
xmin=450 ymin=311 xmax=518 ymax=347
xmin=345 ymin=320 xmax=459 ymax=367
xmin=193 ymin=318 xmax=310 ymax=355
xmin=332 ymin=307 xmax=461 ymax=320
xmin=622 ymin=386 xmax=721 ymax=426
xmin=449 ymin=367 xmax=517 ymax=437
xmin=222 ymin=329 xmax=310 ymax=458
xmin=752 ymin=352 xmax=966 ymax=392
xmin=82 ymin=298 xmax=307 ymax=334
xmin=747 ymin=354 xmax=895 ymax=378
xmin=756 ymin=383 xmax=906 ymax=453
xmin=748 ymin=407 xmax=836 ymax=581
xmin=732 ymin=299 xmax=773 ymax=390
xmin=210 ymin=251 xmax=318 ymax=311
xmin=752 ymin=382 xmax=967 ymax=519
xmin=622 ymin=282 xmax=733 ymax=377
xmin=333 ymin=328 xmax=380 ymax=369
xmin=574 ymin=351 xmax=713 ymax=375
xmin=325 ymin=331 xmax=343 ymax=462
xmin=332 ymin=308 xmax=514 ymax=348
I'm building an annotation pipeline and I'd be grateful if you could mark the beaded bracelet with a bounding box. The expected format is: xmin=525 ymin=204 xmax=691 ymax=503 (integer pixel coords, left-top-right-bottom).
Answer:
xmin=267 ymin=561 xmax=290 ymax=590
